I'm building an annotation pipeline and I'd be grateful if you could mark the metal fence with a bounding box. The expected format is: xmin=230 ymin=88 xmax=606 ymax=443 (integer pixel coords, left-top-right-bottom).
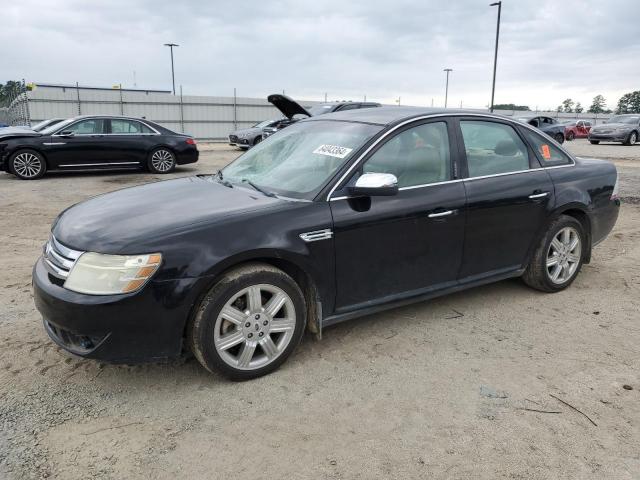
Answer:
xmin=6 ymin=83 xmax=614 ymax=139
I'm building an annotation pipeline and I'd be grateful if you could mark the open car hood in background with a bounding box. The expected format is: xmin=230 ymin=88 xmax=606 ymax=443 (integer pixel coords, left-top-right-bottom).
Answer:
xmin=267 ymin=94 xmax=311 ymax=120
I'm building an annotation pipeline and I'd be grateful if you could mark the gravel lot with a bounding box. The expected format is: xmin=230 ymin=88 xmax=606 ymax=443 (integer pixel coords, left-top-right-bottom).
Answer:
xmin=1 ymin=139 xmax=638 ymax=479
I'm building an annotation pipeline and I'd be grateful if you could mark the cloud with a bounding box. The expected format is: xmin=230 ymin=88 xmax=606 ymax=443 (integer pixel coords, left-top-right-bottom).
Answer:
xmin=2 ymin=0 xmax=638 ymax=110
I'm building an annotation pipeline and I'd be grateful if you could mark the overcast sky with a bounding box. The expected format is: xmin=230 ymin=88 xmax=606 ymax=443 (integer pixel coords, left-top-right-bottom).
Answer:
xmin=3 ymin=0 xmax=639 ymax=110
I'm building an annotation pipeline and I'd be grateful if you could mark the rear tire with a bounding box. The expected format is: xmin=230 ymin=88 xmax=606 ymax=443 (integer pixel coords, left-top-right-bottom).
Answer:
xmin=9 ymin=149 xmax=47 ymax=180
xmin=589 ymin=140 xmax=600 ymax=145
xmin=188 ymin=263 xmax=306 ymax=380
xmin=554 ymin=133 xmax=565 ymax=144
xmin=147 ymin=148 xmax=176 ymax=174
xmin=523 ymin=215 xmax=585 ymax=293
xmin=623 ymin=131 xmax=638 ymax=146
xmin=566 ymin=131 xmax=575 ymax=141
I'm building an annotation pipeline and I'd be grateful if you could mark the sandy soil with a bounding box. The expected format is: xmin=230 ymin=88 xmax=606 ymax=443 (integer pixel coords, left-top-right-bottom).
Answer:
xmin=0 ymin=142 xmax=638 ymax=479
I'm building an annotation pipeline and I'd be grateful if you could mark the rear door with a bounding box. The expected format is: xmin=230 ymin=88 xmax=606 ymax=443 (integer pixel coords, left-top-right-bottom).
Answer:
xmin=103 ymin=119 xmax=155 ymax=164
xmin=46 ymin=118 xmax=108 ymax=167
xmin=330 ymin=119 xmax=466 ymax=311
xmin=456 ymin=117 xmax=554 ymax=281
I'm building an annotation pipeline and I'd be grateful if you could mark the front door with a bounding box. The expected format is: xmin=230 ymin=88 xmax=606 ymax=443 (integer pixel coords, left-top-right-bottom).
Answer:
xmin=330 ymin=120 xmax=466 ymax=312
xmin=456 ymin=118 xmax=554 ymax=280
xmin=46 ymin=118 xmax=108 ymax=168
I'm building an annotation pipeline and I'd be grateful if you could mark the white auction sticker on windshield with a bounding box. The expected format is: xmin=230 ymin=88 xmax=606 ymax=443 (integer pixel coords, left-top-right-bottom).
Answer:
xmin=313 ymin=144 xmax=353 ymax=159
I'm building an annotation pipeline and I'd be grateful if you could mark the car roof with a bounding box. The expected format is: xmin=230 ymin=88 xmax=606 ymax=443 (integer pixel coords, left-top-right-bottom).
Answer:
xmin=303 ymin=106 xmax=510 ymax=126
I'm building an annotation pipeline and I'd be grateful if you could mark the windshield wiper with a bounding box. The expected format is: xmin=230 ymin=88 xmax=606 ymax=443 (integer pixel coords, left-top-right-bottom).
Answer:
xmin=241 ymin=179 xmax=277 ymax=198
xmin=215 ymin=170 xmax=233 ymax=188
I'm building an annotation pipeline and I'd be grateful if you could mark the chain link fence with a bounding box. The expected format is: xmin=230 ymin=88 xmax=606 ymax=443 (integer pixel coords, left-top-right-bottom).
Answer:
xmin=1 ymin=79 xmax=31 ymax=126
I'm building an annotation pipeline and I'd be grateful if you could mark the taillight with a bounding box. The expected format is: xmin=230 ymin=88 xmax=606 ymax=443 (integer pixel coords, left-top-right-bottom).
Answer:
xmin=611 ymin=173 xmax=619 ymax=201
xmin=185 ymin=138 xmax=196 ymax=145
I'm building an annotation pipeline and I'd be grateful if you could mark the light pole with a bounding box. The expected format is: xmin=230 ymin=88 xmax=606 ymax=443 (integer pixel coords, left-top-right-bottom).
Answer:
xmin=489 ymin=2 xmax=502 ymax=112
xmin=164 ymin=43 xmax=179 ymax=95
xmin=443 ymin=68 xmax=452 ymax=108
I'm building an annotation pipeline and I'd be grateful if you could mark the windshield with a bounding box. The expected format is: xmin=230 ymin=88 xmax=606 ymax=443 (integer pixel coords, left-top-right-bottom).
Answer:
xmin=607 ymin=116 xmax=639 ymax=124
xmin=307 ymin=105 xmax=335 ymax=116
xmin=40 ymin=118 xmax=75 ymax=135
xmin=222 ymin=120 xmax=382 ymax=199
xmin=31 ymin=120 xmax=50 ymax=131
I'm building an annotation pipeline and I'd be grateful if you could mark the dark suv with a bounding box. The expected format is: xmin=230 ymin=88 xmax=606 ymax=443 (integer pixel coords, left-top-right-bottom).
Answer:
xmin=261 ymin=94 xmax=381 ymax=139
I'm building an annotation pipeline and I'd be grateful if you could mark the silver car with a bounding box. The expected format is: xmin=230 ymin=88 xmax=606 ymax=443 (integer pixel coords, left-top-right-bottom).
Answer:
xmin=228 ymin=119 xmax=283 ymax=150
xmin=589 ymin=114 xmax=640 ymax=145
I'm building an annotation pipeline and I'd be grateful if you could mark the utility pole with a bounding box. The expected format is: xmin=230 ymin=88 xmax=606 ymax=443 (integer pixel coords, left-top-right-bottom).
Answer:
xmin=164 ymin=43 xmax=179 ymax=95
xmin=489 ymin=2 xmax=502 ymax=112
xmin=443 ymin=68 xmax=453 ymax=108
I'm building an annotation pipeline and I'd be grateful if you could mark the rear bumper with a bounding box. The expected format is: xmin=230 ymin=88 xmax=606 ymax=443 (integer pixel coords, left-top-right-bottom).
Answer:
xmin=33 ymin=256 xmax=203 ymax=363
xmin=176 ymin=147 xmax=199 ymax=165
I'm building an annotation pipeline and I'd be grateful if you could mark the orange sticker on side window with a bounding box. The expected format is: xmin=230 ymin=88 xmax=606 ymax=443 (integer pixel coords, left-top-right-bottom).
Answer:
xmin=541 ymin=144 xmax=551 ymax=159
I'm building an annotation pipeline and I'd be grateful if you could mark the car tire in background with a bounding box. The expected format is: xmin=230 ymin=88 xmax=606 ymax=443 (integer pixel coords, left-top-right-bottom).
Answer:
xmin=623 ymin=131 xmax=638 ymax=146
xmin=147 ymin=147 xmax=176 ymax=174
xmin=566 ymin=131 xmax=575 ymax=141
xmin=9 ymin=149 xmax=47 ymax=180
xmin=188 ymin=263 xmax=306 ymax=380
xmin=522 ymin=215 xmax=585 ymax=293
xmin=589 ymin=140 xmax=600 ymax=145
xmin=554 ymin=133 xmax=565 ymax=144
xmin=253 ymin=136 xmax=262 ymax=146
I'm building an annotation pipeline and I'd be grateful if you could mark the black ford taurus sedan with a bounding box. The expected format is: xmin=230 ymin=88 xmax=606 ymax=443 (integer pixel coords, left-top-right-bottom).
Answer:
xmin=33 ymin=107 xmax=620 ymax=379
xmin=0 ymin=115 xmax=198 ymax=179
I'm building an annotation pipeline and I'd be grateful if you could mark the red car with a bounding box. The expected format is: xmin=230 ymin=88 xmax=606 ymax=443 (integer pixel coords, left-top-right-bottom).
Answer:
xmin=562 ymin=120 xmax=592 ymax=140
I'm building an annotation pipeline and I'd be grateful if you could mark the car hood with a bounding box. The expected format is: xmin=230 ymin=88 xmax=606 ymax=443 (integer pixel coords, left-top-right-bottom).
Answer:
xmin=267 ymin=94 xmax=311 ymax=120
xmin=593 ymin=123 xmax=632 ymax=130
xmin=52 ymin=176 xmax=284 ymax=253
xmin=0 ymin=128 xmax=40 ymax=140
xmin=230 ymin=127 xmax=262 ymax=136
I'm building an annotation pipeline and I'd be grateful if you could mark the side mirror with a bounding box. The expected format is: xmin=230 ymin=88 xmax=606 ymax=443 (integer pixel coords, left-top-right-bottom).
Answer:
xmin=59 ymin=131 xmax=75 ymax=137
xmin=348 ymin=172 xmax=398 ymax=197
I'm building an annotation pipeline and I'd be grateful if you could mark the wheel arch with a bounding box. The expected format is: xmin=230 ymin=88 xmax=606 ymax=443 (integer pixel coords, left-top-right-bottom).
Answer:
xmin=182 ymin=253 xmax=324 ymax=348
xmin=549 ymin=204 xmax=593 ymax=263
xmin=7 ymin=145 xmax=51 ymax=170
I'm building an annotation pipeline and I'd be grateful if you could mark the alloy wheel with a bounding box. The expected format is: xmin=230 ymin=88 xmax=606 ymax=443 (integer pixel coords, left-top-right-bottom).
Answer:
xmin=151 ymin=149 xmax=175 ymax=172
xmin=213 ymin=284 xmax=296 ymax=370
xmin=546 ymin=226 xmax=581 ymax=284
xmin=13 ymin=152 xmax=42 ymax=178
xmin=630 ymin=132 xmax=638 ymax=145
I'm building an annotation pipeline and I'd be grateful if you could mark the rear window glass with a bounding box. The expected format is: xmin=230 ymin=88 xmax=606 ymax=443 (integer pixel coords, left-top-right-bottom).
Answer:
xmin=521 ymin=129 xmax=572 ymax=165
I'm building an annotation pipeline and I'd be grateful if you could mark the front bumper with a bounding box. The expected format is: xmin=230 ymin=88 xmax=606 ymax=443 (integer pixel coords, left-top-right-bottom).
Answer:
xmin=33 ymin=256 xmax=203 ymax=363
xmin=589 ymin=132 xmax=629 ymax=142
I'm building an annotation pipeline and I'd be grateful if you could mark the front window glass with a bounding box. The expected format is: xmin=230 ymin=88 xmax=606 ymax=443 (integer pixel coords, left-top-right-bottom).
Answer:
xmin=608 ymin=116 xmax=639 ymax=124
xmin=64 ymin=119 xmax=105 ymax=135
xmin=222 ymin=120 xmax=382 ymax=199
xmin=460 ymin=121 xmax=529 ymax=177
xmin=362 ymin=122 xmax=451 ymax=187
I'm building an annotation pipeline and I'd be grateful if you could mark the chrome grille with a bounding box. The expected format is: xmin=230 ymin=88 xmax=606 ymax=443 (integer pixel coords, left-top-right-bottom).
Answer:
xmin=43 ymin=235 xmax=83 ymax=279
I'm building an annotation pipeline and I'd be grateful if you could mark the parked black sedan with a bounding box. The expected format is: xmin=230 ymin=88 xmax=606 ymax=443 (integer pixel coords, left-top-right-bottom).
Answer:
xmin=515 ymin=115 xmax=565 ymax=144
xmin=0 ymin=115 xmax=198 ymax=180
xmin=33 ymin=108 xmax=619 ymax=379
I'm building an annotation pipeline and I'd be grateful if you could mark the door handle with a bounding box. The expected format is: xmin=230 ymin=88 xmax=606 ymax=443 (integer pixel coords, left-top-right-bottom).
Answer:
xmin=528 ymin=192 xmax=549 ymax=199
xmin=428 ymin=210 xmax=454 ymax=218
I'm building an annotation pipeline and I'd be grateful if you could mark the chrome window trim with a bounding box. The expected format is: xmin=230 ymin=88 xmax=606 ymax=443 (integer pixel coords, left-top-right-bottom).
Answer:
xmin=325 ymin=112 xmax=576 ymax=201
xmin=52 ymin=117 xmax=161 ymax=136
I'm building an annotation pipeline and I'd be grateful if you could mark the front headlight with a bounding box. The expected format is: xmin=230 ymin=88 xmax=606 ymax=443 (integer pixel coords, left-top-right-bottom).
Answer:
xmin=64 ymin=252 xmax=162 ymax=295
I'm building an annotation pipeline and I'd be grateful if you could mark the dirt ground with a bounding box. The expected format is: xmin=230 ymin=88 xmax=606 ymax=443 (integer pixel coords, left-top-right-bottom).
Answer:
xmin=0 ymin=139 xmax=638 ymax=479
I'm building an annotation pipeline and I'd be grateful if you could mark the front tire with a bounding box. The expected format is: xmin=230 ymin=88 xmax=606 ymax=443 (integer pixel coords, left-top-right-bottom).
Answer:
xmin=589 ymin=140 xmax=600 ymax=145
xmin=188 ymin=263 xmax=306 ymax=380
xmin=253 ymin=136 xmax=262 ymax=146
xmin=9 ymin=149 xmax=47 ymax=180
xmin=523 ymin=215 xmax=585 ymax=292
xmin=147 ymin=148 xmax=176 ymax=174
xmin=623 ymin=131 xmax=638 ymax=146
